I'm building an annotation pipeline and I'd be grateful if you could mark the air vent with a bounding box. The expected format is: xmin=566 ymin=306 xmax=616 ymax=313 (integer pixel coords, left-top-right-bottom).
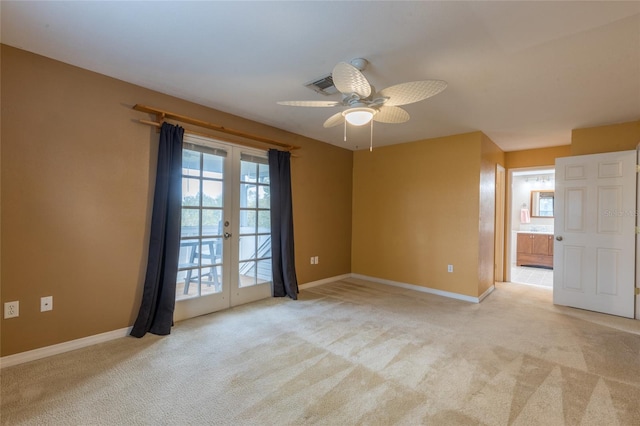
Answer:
xmin=304 ymin=74 xmax=338 ymax=96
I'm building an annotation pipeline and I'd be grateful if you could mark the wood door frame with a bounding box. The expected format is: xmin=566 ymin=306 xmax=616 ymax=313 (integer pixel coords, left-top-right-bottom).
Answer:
xmin=637 ymin=145 xmax=640 ymax=320
xmin=505 ymin=166 xmax=556 ymax=283
xmin=495 ymin=165 xmax=506 ymax=282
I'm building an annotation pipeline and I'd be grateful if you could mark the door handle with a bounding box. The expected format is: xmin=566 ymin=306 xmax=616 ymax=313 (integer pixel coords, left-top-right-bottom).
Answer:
xmin=555 ymin=236 xmax=563 ymax=241
xmin=224 ymin=232 xmax=232 ymax=240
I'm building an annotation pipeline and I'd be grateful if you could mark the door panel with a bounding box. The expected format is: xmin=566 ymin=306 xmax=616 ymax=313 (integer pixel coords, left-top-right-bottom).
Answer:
xmin=554 ymin=150 xmax=636 ymax=318
xmin=596 ymin=248 xmax=619 ymax=295
xmin=564 ymin=188 xmax=586 ymax=231
xmin=562 ymin=246 xmax=583 ymax=291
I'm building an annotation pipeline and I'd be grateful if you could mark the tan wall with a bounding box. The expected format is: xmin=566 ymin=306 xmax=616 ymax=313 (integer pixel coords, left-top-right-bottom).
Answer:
xmin=504 ymin=120 xmax=640 ymax=168
xmin=291 ymin=139 xmax=352 ymax=282
xmin=0 ymin=45 xmax=352 ymax=356
xmin=505 ymin=145 xmax=571 ymax=169
xmin=478 ymin=134 xmax=505 ymax=296
xmin=352 ymin=132 xmax=486 ymax=298
xmin=571 ymin=121 xmax=640 ymax=155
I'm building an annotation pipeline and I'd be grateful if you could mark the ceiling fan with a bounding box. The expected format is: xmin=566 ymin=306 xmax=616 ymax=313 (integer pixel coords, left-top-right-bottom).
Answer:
xmin=277 ymin=58 xmax=447 ymax=134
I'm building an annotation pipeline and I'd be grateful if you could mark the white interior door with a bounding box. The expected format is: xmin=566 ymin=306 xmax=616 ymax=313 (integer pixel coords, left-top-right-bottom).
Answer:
xmin=554 ymin=150 xmax=636 ymax=318
xmin=174 ymin=136 xmax=272 ymax=321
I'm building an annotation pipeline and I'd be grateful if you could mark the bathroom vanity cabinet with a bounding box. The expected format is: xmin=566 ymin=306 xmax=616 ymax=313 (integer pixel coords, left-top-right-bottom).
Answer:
xmin=516 ymin=233 xmax=554 ymax=268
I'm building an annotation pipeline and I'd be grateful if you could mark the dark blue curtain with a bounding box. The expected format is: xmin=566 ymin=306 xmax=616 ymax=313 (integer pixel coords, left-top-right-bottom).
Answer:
xmin=268 ymin=149 xmax=299 ymax=299
xmin=131 ymin=123 xmax=184 ymax=337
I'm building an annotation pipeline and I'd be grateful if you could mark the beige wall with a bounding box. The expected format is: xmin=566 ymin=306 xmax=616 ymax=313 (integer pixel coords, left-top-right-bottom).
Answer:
xmin=0 ymin=45 xmax=353 ymax=356
xmin=291 ymin=139 xmax=353 ymax=282
xmin=505 ymin=145 xmax=571 ymax=169
xmin=352 ymin=131 xmax=503 ymax=298
xmin=503 ymin=120 xmax=640 ymax=169
xmin=571 ymin=121 xmax=640 ymax=155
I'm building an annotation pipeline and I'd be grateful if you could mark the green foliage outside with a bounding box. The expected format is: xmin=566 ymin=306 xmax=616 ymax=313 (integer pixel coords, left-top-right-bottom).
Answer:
xmin=181 ymin=190 xmax=270 ymax=232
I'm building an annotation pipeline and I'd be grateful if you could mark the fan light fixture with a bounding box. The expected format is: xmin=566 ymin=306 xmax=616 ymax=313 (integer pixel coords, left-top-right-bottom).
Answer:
xmin=277 ymin=58 xmax=448 ymax=151
xmin=343 ymin=107 xmax=376 ymax=126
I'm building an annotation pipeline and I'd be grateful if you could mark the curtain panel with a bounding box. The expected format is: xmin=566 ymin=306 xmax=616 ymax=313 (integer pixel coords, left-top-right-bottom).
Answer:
xmin=131 ymin=123 xmax=184 ymax=337
xmin=268 ymin=149 xmax=299 ymax=299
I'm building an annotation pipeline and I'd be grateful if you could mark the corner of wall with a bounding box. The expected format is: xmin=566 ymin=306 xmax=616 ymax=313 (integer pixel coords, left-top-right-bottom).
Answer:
xmin=477 ymin=134 xmax=505 ymax=297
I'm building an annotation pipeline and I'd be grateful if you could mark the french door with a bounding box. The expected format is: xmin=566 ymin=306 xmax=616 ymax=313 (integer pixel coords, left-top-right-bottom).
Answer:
xmin=174 ymin=135 xmax=272 ymax=321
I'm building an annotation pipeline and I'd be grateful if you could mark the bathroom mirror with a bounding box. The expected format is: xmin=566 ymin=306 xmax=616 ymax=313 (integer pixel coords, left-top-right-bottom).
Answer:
xmin=531 ymin=190 xmax=554 ymax=217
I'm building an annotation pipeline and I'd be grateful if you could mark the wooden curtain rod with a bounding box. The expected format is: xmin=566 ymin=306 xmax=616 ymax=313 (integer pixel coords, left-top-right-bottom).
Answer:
xmin=133 ymin=104 xmax=300 ymax=151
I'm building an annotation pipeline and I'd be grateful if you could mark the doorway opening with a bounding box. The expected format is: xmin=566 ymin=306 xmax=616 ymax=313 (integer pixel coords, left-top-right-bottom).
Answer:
xmin=508 ymin=168 xmax=555 ymax=287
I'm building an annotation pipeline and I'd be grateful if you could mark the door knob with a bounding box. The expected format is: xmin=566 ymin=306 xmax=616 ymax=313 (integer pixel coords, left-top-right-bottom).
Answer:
xmin=224 ymin=232 xmax=232 ymax=240
xmin=555 ymin=236 xmax=563 ymax=241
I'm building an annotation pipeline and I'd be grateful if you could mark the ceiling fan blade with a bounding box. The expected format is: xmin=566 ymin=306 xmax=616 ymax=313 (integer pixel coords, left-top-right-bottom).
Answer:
xmin=379 ymin=80 xmax=447 ymax=106
xmin=373 ymin=106 xmax=410 ymax=124
xmin=323 ymin=112 xmax=345 ymax=128
xmin=277 ymin=100 xmax=341 ymax=107
xmin=332 ymin=62 xmax=372 ymax=98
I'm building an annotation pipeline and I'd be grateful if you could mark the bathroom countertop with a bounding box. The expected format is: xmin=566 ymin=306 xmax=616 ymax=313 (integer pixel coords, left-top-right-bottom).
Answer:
xmin=516 ymin=230 xmax=554 ymax=235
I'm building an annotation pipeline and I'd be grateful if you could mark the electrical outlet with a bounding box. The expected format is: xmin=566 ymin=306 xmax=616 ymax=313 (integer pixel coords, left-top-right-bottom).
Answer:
xmin=41 ymin=296 xmax=53 ymax=312
xmin=447 ymin=264 xmax=454 ymax=273
xmin=4 ymin=301 xmax=19 ymax=319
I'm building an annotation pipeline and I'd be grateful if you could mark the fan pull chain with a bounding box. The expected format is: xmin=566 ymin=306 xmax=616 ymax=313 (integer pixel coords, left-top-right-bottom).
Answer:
xmin=344 ymin=120 xmax=347 ymax=142
xmin=369 ymin=120 xmax=374 ymax=152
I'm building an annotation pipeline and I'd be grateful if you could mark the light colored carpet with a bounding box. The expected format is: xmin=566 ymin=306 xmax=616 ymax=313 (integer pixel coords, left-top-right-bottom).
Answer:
xmin=2 ymin=278 xmax=640 ymax=425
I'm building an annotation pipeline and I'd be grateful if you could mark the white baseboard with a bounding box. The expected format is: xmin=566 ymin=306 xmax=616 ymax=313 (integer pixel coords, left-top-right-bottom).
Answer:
xmin=0 ymin=327 xmax=132 ymax=369
xmin=351 ymin=274 xmax=488 ymax=303
xmin=479 ymin=284 xmax=495 ymax=302
xmin=299 ymin=273 xmax=352 ymax=290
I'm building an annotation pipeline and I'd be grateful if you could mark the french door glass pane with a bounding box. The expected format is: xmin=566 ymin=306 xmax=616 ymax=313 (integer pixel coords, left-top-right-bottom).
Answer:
xmin=258 ymin=211 xmax=270 ymax=232
xmin=239 ymin=261 xmax=257 ymax=288
xmin=182 ymin=150 xmax=200 ymax=176
xmin=202 ymin=180 xmax=223 ymax=207
xmin=177 ymin=147 xmax=226 ymax=300
xmin=239 ymin=211 xmax=257 ymax=232
xmin=182 ymin=178 xmax=200 ymax=205
xmin=239 ymin=236 xmax=256 ymax=261
xmin=238 ymin=156 xmax=271 ymax=288
xmin=258 ymin=189 xmax=270 ymax=208
xmin=257 ymin=259 xmax=272 ymax=284
xmin=203 ymin=153 xmax=223 ymax=178
xmin=181 ymin=208 xmax=199 ymax=237
xmin=239 ymin=184 xmax=256 ymax=208
xmin=257 ymin=234 xmax=272 ymax=257
xmin=202 ymin=209 xmax=222 ymax=235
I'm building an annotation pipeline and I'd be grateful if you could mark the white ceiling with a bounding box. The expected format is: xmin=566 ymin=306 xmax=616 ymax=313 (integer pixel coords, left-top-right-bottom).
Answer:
xmin=2 ymin=1 xmax=639 ymax=152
